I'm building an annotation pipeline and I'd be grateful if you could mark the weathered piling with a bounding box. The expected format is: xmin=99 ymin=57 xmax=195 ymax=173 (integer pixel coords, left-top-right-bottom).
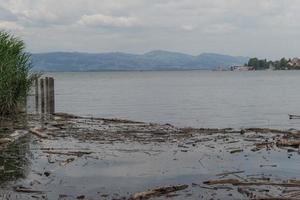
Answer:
xmin=40 ymin=79 xmax=45 ymax=113
xmin=35 ymin=77 xmax=55 ymax=114
xmin=49 ymin=77 xmax=55 ymax=114
xmin=35 ymin=77 xmax=39 ymax=112
xmin=45 ymin=77 xmax=49 ymax=113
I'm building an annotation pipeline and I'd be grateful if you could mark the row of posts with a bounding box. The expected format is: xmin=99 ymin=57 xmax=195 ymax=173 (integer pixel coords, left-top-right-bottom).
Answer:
xmin=35 ymin=77 xmax=55 ymax=114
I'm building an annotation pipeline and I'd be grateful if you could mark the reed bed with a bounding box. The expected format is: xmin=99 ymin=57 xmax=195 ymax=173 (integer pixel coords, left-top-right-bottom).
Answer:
xmin=0 ymin=31 xmax=38 ymax=115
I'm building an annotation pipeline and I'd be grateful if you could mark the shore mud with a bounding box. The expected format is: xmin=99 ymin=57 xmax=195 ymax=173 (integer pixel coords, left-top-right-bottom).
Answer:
xmin=0 ymin=113 xmax=300 ymax=199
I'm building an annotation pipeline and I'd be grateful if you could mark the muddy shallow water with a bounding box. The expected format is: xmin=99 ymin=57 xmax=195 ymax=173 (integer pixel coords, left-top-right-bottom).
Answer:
xmin=0 ymin=114 xmax=300 ymax=199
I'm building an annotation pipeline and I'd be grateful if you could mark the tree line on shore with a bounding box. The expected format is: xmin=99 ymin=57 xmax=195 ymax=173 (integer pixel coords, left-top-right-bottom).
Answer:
xmin=246 ymin=57 xmax=300 ymax=70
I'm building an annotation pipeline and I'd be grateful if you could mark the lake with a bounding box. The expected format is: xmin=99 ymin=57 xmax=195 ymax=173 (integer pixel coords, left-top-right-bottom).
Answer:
xmin=42 ymin=70 xmax=300 ymax=129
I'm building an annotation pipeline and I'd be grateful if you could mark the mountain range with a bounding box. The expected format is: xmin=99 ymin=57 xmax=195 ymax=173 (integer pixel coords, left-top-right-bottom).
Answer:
xmin=31 ymin=50 xmax=249 ymax=71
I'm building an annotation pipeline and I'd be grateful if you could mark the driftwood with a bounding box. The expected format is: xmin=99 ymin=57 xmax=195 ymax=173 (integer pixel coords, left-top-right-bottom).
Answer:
xmin=29 ymin=127 xmax=48 ymax=139
xmin=276 ymin=139 xmax=300 ymax=148
xmin=0 ymin=138 xmax=12 ymax=144
xmin=14 ymin=186 xmax=44 ymax=194
xmin=43 ymin=150 xmax=92 ymax=157
xmin=129 ymin=185 xmax=188 ymax=200
xmin=245 ymin=128 xmax=289 ymax=134
xmin=53 ymin=112 xmax=144 ymax=124
xmin=289 ymin=115 xmax=300 ymax=119
xmin=204 ymin=179 xmax=241 ymax=185
xmin=216 ymin=170 xmax=245 ymax=177
xmin=204 ymin=179 xmax=300 ymax=187
xmin=0 ymin=130 xmax=28 ymax=148
xmin=256 ymin=198 xmax=298 ymax=200
xmin=230 ymin=149 xmax=243 ymax=154
xmin=53 ymin=112 xmax=78 ymax=119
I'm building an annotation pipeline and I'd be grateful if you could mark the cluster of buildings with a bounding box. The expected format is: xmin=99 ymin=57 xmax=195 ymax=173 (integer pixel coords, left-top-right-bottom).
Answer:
xmin=287 ymin=58 xmax=300 ymax=67
xmin=230 ymin=57 xmax=300 ymax=71
xmin=230 ymin=66 xmax=255 ymax=71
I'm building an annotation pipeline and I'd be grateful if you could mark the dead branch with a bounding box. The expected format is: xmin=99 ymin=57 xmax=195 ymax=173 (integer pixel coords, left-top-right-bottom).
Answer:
xmin=29 ymin=127 xmax=48 ymax=139
xmin=276 ymin=139 xmax=300 ymax=148
xmin=204 ymin=179 xmax=300 ymax=187
xmin=129 ymin=185 xmax=188 ymax=200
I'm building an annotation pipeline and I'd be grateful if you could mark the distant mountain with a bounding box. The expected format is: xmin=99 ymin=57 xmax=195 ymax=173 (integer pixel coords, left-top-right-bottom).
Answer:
xmin=31 ymin=50 xmax=249 ymax=71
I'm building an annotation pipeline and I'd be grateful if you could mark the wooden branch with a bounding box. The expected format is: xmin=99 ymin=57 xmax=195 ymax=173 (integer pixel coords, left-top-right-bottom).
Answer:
xmin=204 ymin=179 xmax=300 ymax=187
xmin=129 ymin=185 xmax=188 ymax=200
xmin=29 ymin=127 xmax=48 ymax=139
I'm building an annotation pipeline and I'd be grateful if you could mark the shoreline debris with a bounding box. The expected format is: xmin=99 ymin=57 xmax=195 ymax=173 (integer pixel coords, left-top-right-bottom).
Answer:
xmin=43 ymin=150 xmax=92 ymax=157
xmin=216 ymin=170 xmax=245 ymax=177
xmin=129 ymin=185 xmax=188 ymax=200
xmin=29 ymin=127 xmax=48 ymax=139
xmin=1 ymin=114 xmax=300 ymax=199
xmin=276 ymin=139 xmax=300 ymax=148
xmin=289 ymin=114 xmax=300 ymax=119
xmin=0 ymin=130 xmax=28 ymax=150
xmin=13 ymin=186 xmax=44 ymax=194
xmin=203 ymin=179 xmax=300 ymax=187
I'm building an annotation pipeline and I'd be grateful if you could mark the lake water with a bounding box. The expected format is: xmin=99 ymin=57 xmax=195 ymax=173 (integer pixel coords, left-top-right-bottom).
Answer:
xmin=45 ymin=70 xmax=300 ymax=129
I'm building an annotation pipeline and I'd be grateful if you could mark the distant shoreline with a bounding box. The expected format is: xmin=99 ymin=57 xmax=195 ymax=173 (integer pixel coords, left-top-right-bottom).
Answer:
xmin=37 ymin=68 xmax=214 ymax=73
xmin=38 ymin=69 xmax=300 ymax=73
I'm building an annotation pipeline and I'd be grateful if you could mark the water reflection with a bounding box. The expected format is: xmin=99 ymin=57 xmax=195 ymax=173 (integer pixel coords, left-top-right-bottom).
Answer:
xmin=0 ymin=118 xmax=31 ymax=186
xmin=0 ymin=137 xmax=30 ymax=186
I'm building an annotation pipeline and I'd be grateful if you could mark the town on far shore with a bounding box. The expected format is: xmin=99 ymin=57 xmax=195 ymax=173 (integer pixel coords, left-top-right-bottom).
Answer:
xmin=230 ymin=57 xmax=300 ymax=71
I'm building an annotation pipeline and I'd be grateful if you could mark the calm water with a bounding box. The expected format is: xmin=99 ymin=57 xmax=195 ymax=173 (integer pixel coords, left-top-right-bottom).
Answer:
xmin=45 ymin=70 xmax=300 ymax=129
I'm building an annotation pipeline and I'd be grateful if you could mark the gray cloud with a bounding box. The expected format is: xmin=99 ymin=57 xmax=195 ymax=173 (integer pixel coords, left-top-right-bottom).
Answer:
xmin=0 ymin=7 xmax=18 ymax=21
xmin=0 ymin=0 xmax=299 ymax=59
xmin=77 ymin=14 xmax=140 ymax=27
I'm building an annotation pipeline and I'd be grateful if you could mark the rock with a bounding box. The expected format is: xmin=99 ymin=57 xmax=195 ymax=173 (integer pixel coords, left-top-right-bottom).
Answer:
xmin=77 ymin=195 xmax=85 ymax=199
xmin=44 ymin=171 xmax=51 ymax=177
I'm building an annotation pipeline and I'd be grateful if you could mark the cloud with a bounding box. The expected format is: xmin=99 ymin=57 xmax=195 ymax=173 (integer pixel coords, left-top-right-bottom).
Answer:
xmin=0 ymin=0 xmax=300 ymax=58
xmin=20 ymin=9 xmax=60 ymax=25
xmin=204 ymin=23 xmax=238 ymax=34
xmin=181 ymin=25 xmax=196 ymax=31
xmin=78 ymin=14 xmax=140 ymax=27
xmin=0 ymin=7 xmax=18 ymax=21
xmin=0 ymin=21 xmax=23 ymax=31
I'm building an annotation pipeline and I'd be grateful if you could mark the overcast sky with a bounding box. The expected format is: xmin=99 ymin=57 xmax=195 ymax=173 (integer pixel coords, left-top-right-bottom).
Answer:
xmin=0 ymin=0 xmax=299 ymax=59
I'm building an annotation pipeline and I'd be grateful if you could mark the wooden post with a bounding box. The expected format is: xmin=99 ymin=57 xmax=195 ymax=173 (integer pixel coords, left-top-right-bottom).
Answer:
xmin=35 ymin=77 xmax=39 ymax=112
xmin=45 ymin=77 xmax=49 ymax=113
xmin=49 ymin=77 xmax=55 ymax=114
xmin=40 ymin=78 xmax=45 ymax=114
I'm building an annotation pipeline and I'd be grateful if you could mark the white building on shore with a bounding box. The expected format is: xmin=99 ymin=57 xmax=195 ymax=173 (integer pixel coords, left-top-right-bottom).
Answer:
xmin=230 ymin=65 xmax=255 ymax=71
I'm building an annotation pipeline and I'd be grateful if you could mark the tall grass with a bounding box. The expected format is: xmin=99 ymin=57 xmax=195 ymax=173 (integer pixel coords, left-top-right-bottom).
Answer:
xmin=0 ymin=31 xmax=37 ymax=116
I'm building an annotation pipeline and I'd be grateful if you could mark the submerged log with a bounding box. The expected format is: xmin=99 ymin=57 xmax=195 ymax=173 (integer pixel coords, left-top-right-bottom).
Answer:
xmin=216 ymin=170 xmax=245 ymax=177
xmin=256 ymin=198 xmax=298 ymax=200
xmin=129 ymin=185 xmax=188 ymax=200
xmin=0 ymin=130 xmax=28 ymax=148
xmin=204 ymin=179 xmax=300 ymax=187
xmin=0 ymin=138 xmax=12 ymax=144
xmin=29 ymin=127 xmax=48 ymax=139
xmin=43 ymin=151 xmax=92 ymax=157
xmin=289 ymin=114 xmax=300 ymax=119
xmin=53 ymin=112 xmax=145 ymax=124
xmin=14 ymin=186 xmax=44 ymax=194
xmin=276 ymin=139 xmax=300 ymax=148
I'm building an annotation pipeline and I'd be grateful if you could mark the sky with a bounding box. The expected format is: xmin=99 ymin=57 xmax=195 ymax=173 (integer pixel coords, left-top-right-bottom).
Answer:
xmin=0 ymin=0 xmax=299 ymax=59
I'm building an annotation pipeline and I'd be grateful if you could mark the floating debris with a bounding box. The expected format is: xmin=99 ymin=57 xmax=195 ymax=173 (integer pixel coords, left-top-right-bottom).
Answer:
xmin=129 ymin=184 xmax=188 ymax=200
xmin=1 ymin=114 xmax=300 ymax=199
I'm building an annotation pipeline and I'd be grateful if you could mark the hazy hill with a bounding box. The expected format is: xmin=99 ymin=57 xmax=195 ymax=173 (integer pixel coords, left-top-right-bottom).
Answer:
xmin=31 ymin=50 xmax=248 ymax=71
